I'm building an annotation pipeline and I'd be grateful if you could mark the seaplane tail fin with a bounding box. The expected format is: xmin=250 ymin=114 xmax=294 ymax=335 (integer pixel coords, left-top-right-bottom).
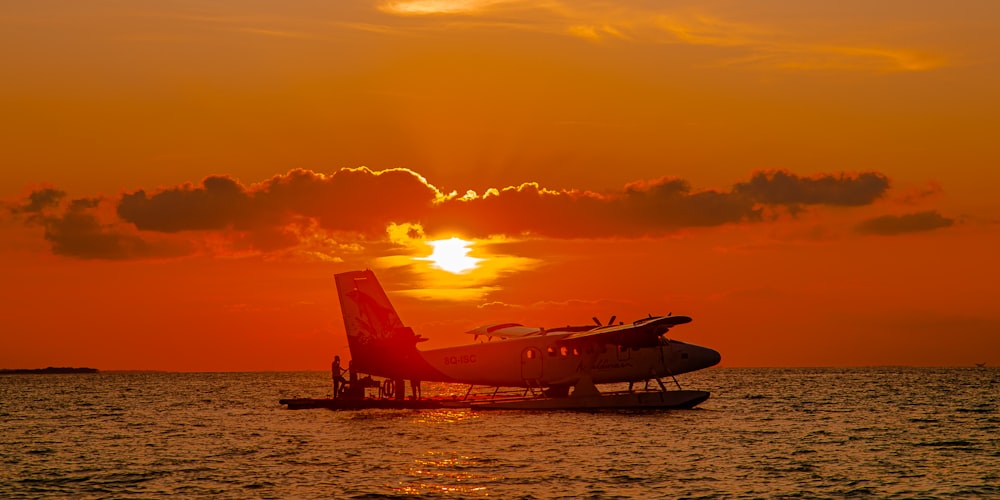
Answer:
xmin=334 ymin=270 xmax=429 ymax=380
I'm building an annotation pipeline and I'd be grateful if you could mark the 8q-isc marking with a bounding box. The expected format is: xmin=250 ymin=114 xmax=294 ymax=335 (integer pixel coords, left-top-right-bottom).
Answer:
xmin=444 ymin=354 xmax=477 ymax=365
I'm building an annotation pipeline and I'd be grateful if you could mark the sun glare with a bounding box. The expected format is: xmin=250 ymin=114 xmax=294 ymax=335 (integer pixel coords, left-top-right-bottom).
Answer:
xmin=381 ymin=0 xmax=502 ymax=15
xmin=422 ymin=237 xmax=482 ymax=274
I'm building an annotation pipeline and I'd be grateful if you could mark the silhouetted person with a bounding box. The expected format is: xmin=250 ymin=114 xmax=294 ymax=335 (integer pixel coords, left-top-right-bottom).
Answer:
xmin=332 ymin=356 xmax=347 ymax=399
xmin=410 ymin=379 xmax=421 ymax=399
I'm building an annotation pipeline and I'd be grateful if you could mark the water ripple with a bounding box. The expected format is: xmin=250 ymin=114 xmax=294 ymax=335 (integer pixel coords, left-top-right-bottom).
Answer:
xmin=1 ymin=368 xmax=997 ymax=498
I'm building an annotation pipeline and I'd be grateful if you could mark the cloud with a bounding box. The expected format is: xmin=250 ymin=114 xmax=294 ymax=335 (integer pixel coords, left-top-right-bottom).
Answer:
xmin=11 ymin=167 xmax=910 ymax=259
xmin=895 ymin=181 xmax=944 ymax=206
xmin=429 ymin=170 xmax=890 ymax=238
xmin=477 ymin=300 xmax=518 ymax=310
xmin=855 ymin=210 xmax=955 ymax=236
xmin=428 ymin=178 xmax=760 ymax=238
xmin=256 ymin=167 xmax=443 ymax=233
xmin=118 ymin=175 xmax=254 ymax=232
xmin=11 ymin=192 xmax=191 ymax=260
xmin=621 ymin=177 xmax=760 ymax=227
xmin=113 ymin=167 xmax=444 ymax=257
xmin=655 ymin=13 xmax=769 ymax=48
xmin=44 ymin=209 xmax=157 ymax=260
xmin=11 ymin=188 xmax=66 ymax=215
xmin=118 ymin=167 xmax=442 ymax=237
xmin=567 ymin=24 xmax=628 ymax=42
xmin=654 ymin=13 xmax=945 ymax=73
xmin=375 ymin=2 xmax=946 ymax=72
xmin=733 ymin=170 xmax=890 ymax=207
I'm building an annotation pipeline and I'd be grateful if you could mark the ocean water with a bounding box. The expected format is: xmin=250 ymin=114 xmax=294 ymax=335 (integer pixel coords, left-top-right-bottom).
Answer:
xmin=1 ymin=368 xmax=997 ymax=499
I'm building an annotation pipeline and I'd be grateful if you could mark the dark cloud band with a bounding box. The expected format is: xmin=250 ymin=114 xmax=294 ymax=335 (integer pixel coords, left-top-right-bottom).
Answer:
xmin=9 ymin=167 xmax=910 ymax=259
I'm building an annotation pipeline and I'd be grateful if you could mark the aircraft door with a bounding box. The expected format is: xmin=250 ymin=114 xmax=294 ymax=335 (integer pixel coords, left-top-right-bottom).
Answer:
xmin=521 ymin=347 xmax=543 ymax=382
xmin=617 ymin=345 xmax=631 ymax=362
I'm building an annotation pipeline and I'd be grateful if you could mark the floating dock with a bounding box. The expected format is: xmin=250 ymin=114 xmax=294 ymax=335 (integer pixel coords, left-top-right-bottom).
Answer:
xmin=279 ymin=390 xmax=709 ymax=411
xmin=279 ymin=397 xmax=449 ymax=410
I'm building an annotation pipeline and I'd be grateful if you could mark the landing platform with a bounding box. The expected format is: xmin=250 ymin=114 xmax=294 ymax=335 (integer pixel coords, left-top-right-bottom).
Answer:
xmin=278 ymin=398 xmax=448 ymax=410
xmin=279 ymin=390 xmax=709 ymax=411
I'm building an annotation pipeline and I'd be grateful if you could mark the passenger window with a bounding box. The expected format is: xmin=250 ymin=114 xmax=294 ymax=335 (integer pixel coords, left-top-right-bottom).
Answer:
xmin=559 ymin=346 xmax=569 ymax=357
xmin=547 ymin=346 xmax=556 ymax=357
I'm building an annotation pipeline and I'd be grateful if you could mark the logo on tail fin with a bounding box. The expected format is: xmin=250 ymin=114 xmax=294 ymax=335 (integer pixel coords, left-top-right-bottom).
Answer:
xmin=345 ymin=287 xmax=404 ymax=343
xmin=336 ymin=270 xmax=420 ymax=344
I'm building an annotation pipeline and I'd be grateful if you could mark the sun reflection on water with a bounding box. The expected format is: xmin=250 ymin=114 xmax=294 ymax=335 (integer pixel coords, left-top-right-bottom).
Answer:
xmin=394 ymin=450 xmax=504 ymax=497
xmin=409 ymin=409 xmax=479 ymax=425
xmin=394 ymin=483 xmax=491 ymax=495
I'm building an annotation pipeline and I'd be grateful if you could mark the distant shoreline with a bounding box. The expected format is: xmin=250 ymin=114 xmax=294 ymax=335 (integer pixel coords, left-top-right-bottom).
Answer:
xmin=0 ymin=367 xmax=98 ymax=375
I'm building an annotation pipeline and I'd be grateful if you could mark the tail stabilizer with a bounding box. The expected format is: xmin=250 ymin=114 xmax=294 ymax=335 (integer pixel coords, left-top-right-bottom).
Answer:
xmin=334 ymin=270 xmax=433 ymax=380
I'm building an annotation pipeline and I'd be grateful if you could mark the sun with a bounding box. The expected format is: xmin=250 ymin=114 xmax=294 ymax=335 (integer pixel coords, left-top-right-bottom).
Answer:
xmin=421 ymin=237 xmax=482 ymax=274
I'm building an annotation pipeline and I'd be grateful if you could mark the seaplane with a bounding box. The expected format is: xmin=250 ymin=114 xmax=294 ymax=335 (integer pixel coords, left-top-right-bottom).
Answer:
xmin=324 ymin=269 xmax=721 ymax=410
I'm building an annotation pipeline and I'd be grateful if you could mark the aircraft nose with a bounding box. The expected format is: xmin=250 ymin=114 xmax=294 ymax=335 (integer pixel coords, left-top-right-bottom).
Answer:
xmin=705 ymin=347 xmax=722 ymax=367
xmin=695 ymin=345 xmax=722 ymax=369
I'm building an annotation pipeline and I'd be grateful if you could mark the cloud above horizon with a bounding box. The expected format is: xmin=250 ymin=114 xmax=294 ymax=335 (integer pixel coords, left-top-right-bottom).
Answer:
xmin=7 ymin=167 xmax=942 ymax=260
xmin=856 ymin=210 xmax=955 ymax=236
xmin=9 ymin=189 xmax=192 ymax=260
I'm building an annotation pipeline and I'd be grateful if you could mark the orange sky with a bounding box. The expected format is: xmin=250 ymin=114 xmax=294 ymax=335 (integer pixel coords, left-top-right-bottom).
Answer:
xmin=2 ymin=0 xmax=998 ymax=370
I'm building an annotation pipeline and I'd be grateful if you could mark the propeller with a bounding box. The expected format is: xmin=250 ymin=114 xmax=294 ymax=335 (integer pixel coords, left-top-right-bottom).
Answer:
xmin=592 ymin=315 xmax=617 ymax=326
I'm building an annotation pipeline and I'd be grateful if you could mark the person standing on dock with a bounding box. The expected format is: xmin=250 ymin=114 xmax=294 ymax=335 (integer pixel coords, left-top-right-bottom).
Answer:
xmin=410 ymin=379 xmax=421 ymax=400
xmin=331 ymin=356 xmax=347 ymax=399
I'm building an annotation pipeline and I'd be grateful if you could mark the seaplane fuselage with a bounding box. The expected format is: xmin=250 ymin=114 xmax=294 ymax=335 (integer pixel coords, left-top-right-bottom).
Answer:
xmin=422 ymin=335 xmax=720 ymax=387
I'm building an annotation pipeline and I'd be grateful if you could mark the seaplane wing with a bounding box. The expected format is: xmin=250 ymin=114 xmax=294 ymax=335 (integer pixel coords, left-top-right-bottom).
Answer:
xmin=466 ymin=323 xmax=544 ymax=339
xmin=560 ymin=315 xmax=692 ymax=348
